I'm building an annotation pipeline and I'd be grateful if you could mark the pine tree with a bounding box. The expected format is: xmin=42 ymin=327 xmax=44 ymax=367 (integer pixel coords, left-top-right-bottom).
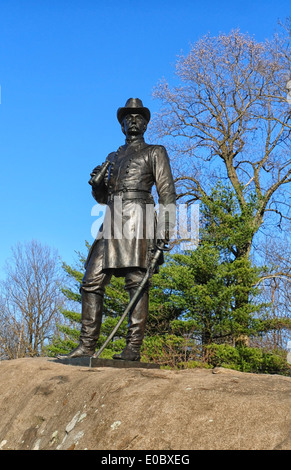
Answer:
xmin=142 ymin=184 xmax=290 ymax=373
xmin=161 ymin=245 xmax=265 ymax=347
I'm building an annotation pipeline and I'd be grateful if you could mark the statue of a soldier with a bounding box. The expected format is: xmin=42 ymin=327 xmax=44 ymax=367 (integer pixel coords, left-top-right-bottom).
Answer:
xmin=62 ymin=98 xmax=176 ymax=361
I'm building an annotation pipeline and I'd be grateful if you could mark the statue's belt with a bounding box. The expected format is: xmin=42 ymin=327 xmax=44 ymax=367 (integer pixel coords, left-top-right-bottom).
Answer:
xmin=107 ymin=190 xmax=153 ymax=202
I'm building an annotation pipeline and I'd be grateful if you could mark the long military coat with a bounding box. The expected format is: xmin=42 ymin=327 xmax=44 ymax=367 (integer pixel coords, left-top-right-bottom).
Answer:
xmin=90 ymin=136 xmax=176 ymax=275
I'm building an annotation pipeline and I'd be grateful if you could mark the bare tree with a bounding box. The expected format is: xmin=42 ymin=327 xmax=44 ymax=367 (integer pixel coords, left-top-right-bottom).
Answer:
xmin=252 ymin=233 xmax=291 ymax=350
xmin=150 ymin=28 xmax=291 ymax=261
xmin=148 ymin=28 xmax=291 ymax=347
xmin=0 ymin=240 xmax=65 ymax=358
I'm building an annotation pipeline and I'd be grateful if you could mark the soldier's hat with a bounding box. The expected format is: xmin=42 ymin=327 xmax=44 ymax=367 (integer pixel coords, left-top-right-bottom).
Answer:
xmin=117 ymin=98 xmax=151 ymax=124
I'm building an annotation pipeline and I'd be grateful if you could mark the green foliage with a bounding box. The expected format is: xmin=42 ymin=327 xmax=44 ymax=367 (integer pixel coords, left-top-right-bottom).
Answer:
xmin=141 ymin=334 xmax=191 ymax=366
xmin=140 ymin=334 xmax=290 ymax=375
xmin=103 ymin=276 xmax=129 ymax=318
xmin=205 ymin=343 xmax=290 ymax=375
xmin=45 ymin=338 xmax=78 ymax=357
xmin=201 ymin=183 xmax=260 ymax=258
xmin=59 ymin=309 xmax=81 ymax=323
xmin=146 ymin=266 xmax=184 ymax=335
xmin=159 ymin=244 xmax=265 ymax=345
xmin=141 ymin=333 xmax=211 ymax=370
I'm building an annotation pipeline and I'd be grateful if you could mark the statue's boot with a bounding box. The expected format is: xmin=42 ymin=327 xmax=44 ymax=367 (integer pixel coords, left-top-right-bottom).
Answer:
xmin=113 ymin=288 xmax=149 ymax=362
xmin=57 ymin=291 xmax=103 ymax=359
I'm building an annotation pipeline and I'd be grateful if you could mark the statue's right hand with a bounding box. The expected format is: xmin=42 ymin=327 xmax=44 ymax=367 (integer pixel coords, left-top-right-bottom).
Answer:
xmin=88 ymin=165 xmax=102 ymax=186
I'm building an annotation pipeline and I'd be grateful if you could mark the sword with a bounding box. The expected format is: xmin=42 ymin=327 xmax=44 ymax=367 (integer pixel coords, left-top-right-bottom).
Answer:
xmin=92 ymin=241 xmax=168 ymax=359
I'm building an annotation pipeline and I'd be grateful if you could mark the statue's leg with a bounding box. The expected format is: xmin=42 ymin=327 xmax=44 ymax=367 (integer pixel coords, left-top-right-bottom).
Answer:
xmin=70 ymin=290 xmax=104 ymax=357
xmin=58 ymin=240 xmax=111 ymax=358
xmin=113 ymin=269 xmax=149 ymax=361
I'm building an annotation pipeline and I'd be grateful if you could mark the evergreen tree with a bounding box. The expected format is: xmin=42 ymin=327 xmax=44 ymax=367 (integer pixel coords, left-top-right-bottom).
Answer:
xmin=161 ymin=245 xmax=264 ymax=347
xmin=156 ymin=184 xmax=290 ymax=348
xmin=141 ymin=184 xmax=290 ymax=373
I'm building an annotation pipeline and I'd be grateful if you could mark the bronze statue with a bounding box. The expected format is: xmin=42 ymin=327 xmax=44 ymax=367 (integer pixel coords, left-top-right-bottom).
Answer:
xmin=61 ymin=98 xmax=176 ymax=361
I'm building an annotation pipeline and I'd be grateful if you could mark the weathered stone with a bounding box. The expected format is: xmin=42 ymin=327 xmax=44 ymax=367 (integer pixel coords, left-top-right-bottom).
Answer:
xmin=0 ymin=357 xmax=291 ymax=450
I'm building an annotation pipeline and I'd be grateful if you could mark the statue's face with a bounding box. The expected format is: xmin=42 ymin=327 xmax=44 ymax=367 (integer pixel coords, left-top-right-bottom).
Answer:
xmin=122 ymin=113 xmax=147 ymax=136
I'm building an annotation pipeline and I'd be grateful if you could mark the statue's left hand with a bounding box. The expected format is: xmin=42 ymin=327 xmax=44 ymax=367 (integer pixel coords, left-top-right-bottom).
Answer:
xmin=90 ymin=165 xmax=102 ymax=178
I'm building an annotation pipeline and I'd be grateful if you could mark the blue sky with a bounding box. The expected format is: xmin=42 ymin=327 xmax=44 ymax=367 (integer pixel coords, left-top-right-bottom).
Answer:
xmin=0 ymin=0 xmax=289 ymax=276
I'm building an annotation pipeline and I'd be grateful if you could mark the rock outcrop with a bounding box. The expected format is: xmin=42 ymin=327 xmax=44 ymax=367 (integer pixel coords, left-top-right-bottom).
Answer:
xmin=0 ymin=357 xmax=290 ymax=450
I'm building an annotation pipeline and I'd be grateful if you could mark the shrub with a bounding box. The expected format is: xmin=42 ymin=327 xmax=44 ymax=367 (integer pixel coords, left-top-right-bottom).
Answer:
xmin=141 ymin=334 xmax=192 ymax=367
xmin=205 ymin=343 xmax=290 ymax=375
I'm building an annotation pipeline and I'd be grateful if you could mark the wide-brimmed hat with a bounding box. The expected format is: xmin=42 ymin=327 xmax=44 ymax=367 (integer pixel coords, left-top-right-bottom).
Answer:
xmin=117 ymin=98 xmax=151 ymax=124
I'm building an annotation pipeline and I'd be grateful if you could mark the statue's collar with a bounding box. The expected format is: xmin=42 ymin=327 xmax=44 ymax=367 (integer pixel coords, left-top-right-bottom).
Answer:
xmin=116 ymin=136 xmax=148 ymax=156
xmin=125 ymin=135 xmax=145 ymax=146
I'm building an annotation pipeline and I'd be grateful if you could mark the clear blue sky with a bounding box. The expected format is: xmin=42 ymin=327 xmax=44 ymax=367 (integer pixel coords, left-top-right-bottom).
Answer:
xmin=0 ymin=0 xmax=289 ymax=276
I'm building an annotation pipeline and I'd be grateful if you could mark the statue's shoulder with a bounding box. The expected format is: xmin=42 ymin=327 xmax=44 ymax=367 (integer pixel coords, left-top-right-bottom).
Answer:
xmin=147 ymin=144 xmax=168 ymax=156
xmin=106 ymin=150 xmax=120 ymax=162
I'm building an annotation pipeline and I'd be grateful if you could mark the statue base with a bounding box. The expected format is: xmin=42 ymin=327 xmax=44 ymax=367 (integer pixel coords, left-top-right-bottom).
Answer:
xmin=53 ymin=356 xmax=160 ymax=369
